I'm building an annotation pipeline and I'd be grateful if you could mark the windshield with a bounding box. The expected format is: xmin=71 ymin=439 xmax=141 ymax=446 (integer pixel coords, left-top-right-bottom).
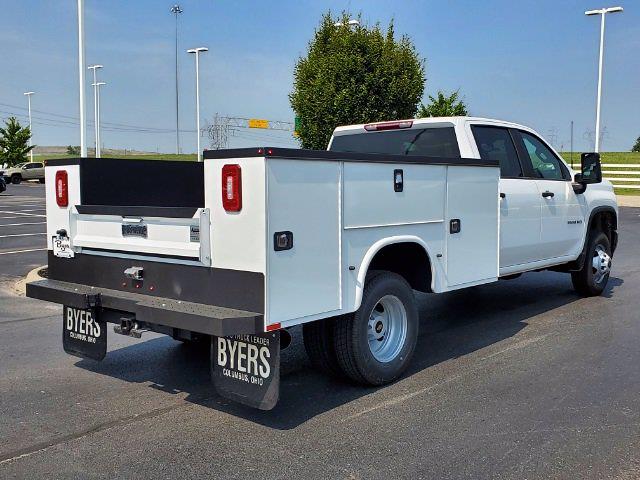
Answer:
xmin=330 ymin=126 xmax=460 ymax=158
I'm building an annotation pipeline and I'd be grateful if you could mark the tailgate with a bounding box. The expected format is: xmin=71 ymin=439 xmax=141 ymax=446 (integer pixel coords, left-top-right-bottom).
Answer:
xmin=70 ymin=206 xmax=209 ymax=260
xmin=46 ymin=158 xmax=209 ymax=263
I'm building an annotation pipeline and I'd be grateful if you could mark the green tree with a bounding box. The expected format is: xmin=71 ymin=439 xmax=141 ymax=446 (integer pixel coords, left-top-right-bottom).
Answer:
xmin=417 ymin=90 xmax=468 ymax=117
xmin=66 ymin=145 xmax=81 ymax=155
xmin=632 ymin=136 xmax=640 ymax=152
xmin=0 ymin=117 xmax=34 ymax=167
xmin=290 ymin=12 xmax=425 ymax=150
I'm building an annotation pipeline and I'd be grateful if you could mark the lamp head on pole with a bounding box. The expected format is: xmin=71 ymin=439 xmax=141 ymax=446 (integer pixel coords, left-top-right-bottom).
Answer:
xmin=23 ymin=91 xmax=34 ymax=97
xmin=170 ymin=4 xmax=183 ymax=15
xmin=187 ymin=47 xmax=209 ymax=54
xmin=88 ymin=64 xmax=103 ymax=71
xmin=585 ymin=6 xmax=623 ymax=15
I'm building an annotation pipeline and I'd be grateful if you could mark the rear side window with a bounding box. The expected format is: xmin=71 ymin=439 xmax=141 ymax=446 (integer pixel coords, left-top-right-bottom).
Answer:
xmin=330 ymin=127 xmax=461 ymax=158
xmin=471 ymin=126 xmax=522 ymax=178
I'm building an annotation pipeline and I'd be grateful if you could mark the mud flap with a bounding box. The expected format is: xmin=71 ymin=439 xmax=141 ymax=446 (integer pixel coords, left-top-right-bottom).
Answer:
xmin=62 ymin=306 xmax=107 ymax=361
xmin=211 ymin=331 xmax=280 ymax=410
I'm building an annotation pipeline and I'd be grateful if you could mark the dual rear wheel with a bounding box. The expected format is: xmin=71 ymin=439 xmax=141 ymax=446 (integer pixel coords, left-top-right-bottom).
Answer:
xmin=303 ymin=271 xmax=418 ymax=386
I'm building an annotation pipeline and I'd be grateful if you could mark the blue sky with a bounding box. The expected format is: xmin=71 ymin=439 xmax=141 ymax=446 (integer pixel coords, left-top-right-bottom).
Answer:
xmin=1 ymin=0 xmax=638 ymax=153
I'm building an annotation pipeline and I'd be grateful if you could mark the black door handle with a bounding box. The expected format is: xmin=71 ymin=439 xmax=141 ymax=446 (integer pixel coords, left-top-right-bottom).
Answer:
xmin=542 ymin=191 xmax=554 ymax=198
xmin=499 ymin=192 xmax=506 ymax=199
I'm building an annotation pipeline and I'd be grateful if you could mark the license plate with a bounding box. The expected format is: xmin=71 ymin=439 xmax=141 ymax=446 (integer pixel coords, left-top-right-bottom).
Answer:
xmin=122 ymin=223 xmax=147 ymax=238
xmin=52 ymin=236 xmax=74 ymax=258
xmin=63 ymin=306 xmax=107 ymax=361
xmin=212 ymin=331 xmax=280 ymax=410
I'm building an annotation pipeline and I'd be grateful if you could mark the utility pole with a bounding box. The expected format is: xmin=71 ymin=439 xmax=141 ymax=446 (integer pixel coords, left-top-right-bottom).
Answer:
xmin=23 ymin=92 xmax=34 ymax=162
xmin=93 ymin=82 xmax=106 ymax=157
xmin=88 ymin=65 xmax=103 ymax=157
xmin=171 ymin=5 xmax=183 ymax=154
xmin=77 ymin=0 xmax=87 ymax=157
xmin=570 ymin=120 xmax=574 ymax=168
xmin=187 ymin=47 xmax=208 ymax=161
xmin=585 ymin=6 xmax=623 ymax=153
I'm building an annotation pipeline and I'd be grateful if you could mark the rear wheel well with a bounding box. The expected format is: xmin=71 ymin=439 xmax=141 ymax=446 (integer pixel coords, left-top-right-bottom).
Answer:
xmin=367 ymin=242 xmax=432 ymax=293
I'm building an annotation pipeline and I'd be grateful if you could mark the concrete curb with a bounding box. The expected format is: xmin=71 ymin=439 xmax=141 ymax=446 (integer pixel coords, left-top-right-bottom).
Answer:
xmin=617 ymin=195 xmax=640 ymax=208
xmin=13 ymin=265 xmax=46 ymax=296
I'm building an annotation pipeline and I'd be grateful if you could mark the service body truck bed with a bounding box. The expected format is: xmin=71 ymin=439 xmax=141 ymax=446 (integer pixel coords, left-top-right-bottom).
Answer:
xmin=27 ymin=117 xmax=617 ymax=409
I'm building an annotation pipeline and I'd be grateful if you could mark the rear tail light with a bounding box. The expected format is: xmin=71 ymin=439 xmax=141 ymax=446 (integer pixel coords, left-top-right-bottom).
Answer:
xmin=221 ymin=164 xmax=242 ymax=212
xmin=364 ymin=120 xmax=413 ymax=131
xmin=55 ymin=170 xmax=68 ymax=207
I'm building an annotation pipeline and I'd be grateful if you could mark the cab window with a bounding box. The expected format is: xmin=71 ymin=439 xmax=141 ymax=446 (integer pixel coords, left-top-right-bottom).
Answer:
xmin=518 ymin=132 xmax=568 ymax=181
xmin=471 ymin=126 xmax=522 ymax=178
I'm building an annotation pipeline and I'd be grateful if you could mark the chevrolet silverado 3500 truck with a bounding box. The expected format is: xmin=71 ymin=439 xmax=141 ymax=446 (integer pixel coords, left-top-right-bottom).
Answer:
xmin=27 ymin=117 xmax=618 ymax=409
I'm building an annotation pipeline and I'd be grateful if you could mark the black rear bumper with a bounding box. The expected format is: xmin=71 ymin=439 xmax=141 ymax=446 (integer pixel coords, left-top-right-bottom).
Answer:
xmin=27 ymin=279 xmax=263 ymax=336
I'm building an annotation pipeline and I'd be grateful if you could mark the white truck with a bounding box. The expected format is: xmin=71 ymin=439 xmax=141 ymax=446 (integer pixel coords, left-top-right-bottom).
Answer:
xmin=27 ymin=117 xmax=618 ymax=409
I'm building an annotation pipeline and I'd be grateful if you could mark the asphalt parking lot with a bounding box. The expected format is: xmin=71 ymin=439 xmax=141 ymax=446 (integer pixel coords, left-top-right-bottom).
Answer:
xmin=1 ymin=184 xmax=640 ymax=479
xmin=0 ymin=182 xmax=47 ymax=280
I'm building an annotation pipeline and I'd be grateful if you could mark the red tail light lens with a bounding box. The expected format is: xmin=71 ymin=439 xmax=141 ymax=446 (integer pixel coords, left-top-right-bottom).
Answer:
xmin=55 ymin=170 xmax=68 ymax=207
xmin=221 ymin=164 xmax=242 ymax=212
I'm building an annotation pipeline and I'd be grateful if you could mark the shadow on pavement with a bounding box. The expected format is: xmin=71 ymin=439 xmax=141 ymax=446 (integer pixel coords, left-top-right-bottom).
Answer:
xmin=75 ymin=271 xmax=622 ymax=430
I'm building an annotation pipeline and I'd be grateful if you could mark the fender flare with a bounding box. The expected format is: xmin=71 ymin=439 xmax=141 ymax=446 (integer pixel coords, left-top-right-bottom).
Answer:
xmin=574 ymin=206 xmax=618 ymax=270
xmin=353 ymin=235 xmax=436 ymax=311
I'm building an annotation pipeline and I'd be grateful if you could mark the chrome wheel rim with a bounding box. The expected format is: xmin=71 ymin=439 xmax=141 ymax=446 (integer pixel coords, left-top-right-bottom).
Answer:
xmin=367 ymin=295 xmax=408 ymax=363
xmin=592 ymin=244 xmax=612 ymax=284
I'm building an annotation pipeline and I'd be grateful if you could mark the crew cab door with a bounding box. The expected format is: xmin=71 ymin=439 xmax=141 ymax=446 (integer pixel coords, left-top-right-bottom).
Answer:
xmin=513 ymin=130 xmax=584 ymax=259
xmin=470 ymin=125 xmax=542 ymax=268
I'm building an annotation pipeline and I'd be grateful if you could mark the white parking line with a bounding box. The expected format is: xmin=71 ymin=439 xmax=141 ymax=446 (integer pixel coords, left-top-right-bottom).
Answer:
xmin=0 ymin=233 xmax=46 ymax=238
xmin=0 ymin=222 xmax=47 ymax=227
xmin=0 ymin=248 xmax=47 ymax=255
xmin=0 ymin=208 xmax=46 ymax=212
xmin=0 ymin=216 xmax=44 ymax=220
xmin=3 ymin=204 xmax=46 ymax=208
xmin=0 ymin=211 xmax=46 ymax=217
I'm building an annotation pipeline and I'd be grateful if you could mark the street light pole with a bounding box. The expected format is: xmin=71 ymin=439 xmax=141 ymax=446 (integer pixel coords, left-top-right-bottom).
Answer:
xmin=585 ymin=6 xmax=623 ymax=153
xmin=23 ymin=92 xmax=34 ymax=162
xmin=93 ymin=82 xmax=106 ymax=158
xmin=187 ymin=47 xmax=208 ymax=162
xmin=171 ymin=5 xmax=183 ymax=155
xmin=77 ymin=0 xmax=87 ymax=157
xmin=88 ymin=65 xmax=103 ymax=157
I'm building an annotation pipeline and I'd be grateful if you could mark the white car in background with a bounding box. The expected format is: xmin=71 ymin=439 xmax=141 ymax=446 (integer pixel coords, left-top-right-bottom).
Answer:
xmin=2 ymin=161 xmax=45 ymax=184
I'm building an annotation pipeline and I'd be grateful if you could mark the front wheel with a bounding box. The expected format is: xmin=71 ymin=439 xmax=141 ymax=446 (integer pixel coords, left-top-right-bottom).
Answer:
xmin=11 ymin=174 xmax=21 ymax=185
xmin=571 ymin=230 xmax=612 ymax=297
xmin=333 ymin=272 xmax=418 ymax=385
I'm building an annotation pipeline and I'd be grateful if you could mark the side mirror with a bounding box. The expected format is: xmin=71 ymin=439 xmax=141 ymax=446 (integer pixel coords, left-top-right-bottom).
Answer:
xmin=576 ymin=152 xmax=602 ymax=185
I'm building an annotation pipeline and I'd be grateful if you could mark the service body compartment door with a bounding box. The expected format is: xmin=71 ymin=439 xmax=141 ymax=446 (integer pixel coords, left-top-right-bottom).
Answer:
xmin=445 ymin=166 xmax=499 ymax=287
xmin=266 ymin=159 xmax=341 ymax=323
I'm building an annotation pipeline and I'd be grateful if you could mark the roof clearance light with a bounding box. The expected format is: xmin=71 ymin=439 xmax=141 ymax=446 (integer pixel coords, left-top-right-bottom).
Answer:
xmin=364 ymin=120 xmax=413 ymax=132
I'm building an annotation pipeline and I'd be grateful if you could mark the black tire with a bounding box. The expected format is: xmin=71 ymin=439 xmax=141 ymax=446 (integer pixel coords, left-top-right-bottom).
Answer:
xmin=334 ymin=271 xmax=418 ymax=386
xmin=303 ymin=317 xmax=343 ymax=377
xmin=571 ymin=230 xmax=612 ymax=297
xmin=38 ymin=178 xmax=45 ymax=184
xmin=11 ymin=174 xmax=21 ymax=185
